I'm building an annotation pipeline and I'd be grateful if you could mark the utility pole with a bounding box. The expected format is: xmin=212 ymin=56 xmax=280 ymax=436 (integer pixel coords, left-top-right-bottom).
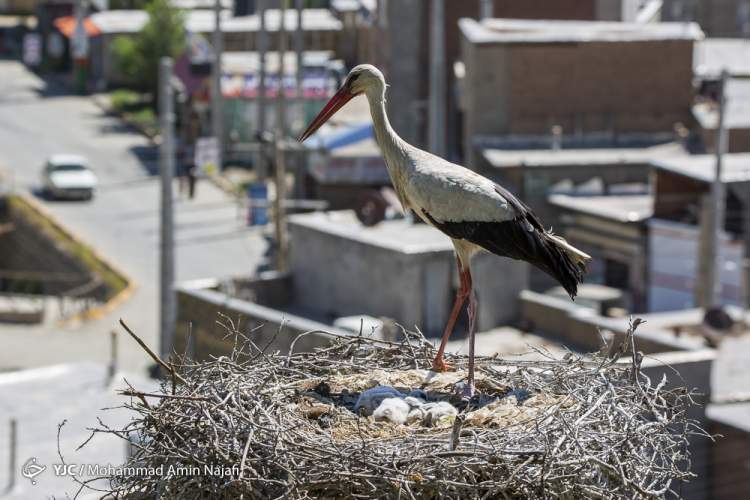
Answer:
xmin=274 ymin=0 xmax=289 ymax=272
xmin=294 ymin=0 xmax=304 ymax=199
xmin=159 ymin=57 xmax=176 ymax=361
xmin=697 ymin=69 xmax=729 ymax=308
xmin=211 ymin=0 xmax=224 ymax=170
xmin=72 ymin=0 xmax=89 ymax=94
xmin=257 ymin=0 xmax=268 ymax=180
xmin=479 ymin=0 xmax=493 ymax=19
xmin=428 ymin=0 xmax=445 ymax=157
xmin=295 ymin=0 xmax=304 ymax=131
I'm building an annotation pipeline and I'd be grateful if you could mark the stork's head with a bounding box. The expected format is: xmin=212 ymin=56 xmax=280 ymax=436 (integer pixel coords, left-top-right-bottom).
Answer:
xmin=298 ymin=64 xmax=386 ymax=142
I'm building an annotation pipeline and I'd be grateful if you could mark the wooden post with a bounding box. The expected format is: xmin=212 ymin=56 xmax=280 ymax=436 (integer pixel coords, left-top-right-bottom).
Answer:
xmin=7 ymin=418 xmax=16 ymax=493
xmin=107 ymin=329 xmax=118 ymax=386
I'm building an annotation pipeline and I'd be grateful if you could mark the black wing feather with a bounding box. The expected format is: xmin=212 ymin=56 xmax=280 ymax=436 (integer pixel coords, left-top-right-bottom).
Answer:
xmin=422 ymin=192 xmax=584 ymax=299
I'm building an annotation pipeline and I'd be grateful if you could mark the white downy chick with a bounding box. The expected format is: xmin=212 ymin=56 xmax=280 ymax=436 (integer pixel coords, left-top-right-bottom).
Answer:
xmin=404 ymin=396 xmax=427 ymax=424
xmin=372 ymin=397 xmax=410 ymax=424
xmin=422 ymin=402 xmax=458 ymax=427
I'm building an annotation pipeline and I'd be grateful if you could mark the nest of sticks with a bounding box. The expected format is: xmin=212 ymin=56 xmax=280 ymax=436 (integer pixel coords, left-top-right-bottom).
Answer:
xmin=63 ymin=318 xmax=704 ymax=499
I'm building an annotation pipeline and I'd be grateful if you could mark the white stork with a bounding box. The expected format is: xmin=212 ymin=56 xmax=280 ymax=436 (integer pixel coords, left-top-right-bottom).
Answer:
xmin=299 ymin=64 xmax=591 ymax=397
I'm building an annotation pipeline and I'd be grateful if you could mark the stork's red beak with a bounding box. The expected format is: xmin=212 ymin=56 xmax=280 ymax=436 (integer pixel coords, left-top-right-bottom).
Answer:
xmin=297 ymin=86 xmax=356 ymax=142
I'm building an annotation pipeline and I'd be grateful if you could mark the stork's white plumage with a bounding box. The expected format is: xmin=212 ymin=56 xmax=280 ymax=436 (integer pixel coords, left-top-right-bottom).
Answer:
xmin=299 ymin=64 xmax=591 ymax=397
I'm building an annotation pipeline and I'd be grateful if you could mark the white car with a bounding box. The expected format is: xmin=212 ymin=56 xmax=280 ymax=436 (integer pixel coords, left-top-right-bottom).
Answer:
xmin=42 ymin=154 xmax=97 ymax=200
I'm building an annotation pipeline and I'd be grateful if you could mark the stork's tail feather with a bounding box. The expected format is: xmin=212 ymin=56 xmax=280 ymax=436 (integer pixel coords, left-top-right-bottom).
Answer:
xmin=541 ymin=233 xmax=591 ymax=299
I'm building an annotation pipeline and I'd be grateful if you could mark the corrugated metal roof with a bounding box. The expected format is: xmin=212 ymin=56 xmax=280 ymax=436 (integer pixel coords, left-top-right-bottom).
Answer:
xmin=459 ymin=18 xmax=703 ymax=45
xmin=652 ymin=153 xmax=750 ymax=183
xmin=482 ymin=143 xmax=686 ymax=169
xmin=548 ymin=193 xmax=653 ymax=223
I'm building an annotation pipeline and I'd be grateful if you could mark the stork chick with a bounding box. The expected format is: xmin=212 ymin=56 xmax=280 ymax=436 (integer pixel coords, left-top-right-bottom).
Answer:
xmin=299 ymin=65 xmax=591 ymax=397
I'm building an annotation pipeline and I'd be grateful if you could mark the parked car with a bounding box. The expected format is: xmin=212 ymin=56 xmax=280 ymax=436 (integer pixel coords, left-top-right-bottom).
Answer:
xmin=41 ymin=154 xmax=97 ymax=200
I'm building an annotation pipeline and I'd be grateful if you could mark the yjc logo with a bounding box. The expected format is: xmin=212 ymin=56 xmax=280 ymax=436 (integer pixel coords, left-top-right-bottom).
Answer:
xmin=21 ymin=457 xmax=46 ymax=485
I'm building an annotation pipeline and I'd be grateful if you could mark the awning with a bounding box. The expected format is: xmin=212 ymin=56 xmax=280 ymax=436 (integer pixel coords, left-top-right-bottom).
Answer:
xmin=54 ymin=16 xmax=101 ymax=38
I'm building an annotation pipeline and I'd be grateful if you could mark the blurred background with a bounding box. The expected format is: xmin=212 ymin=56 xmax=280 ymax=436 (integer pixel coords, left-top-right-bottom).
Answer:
xmin=0 ymin=0 xmax=749 ymax=498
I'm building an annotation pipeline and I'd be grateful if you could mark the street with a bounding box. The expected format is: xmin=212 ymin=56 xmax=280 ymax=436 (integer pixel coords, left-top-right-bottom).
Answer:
xmin=0 ymin=60 xmax=267 ymax=374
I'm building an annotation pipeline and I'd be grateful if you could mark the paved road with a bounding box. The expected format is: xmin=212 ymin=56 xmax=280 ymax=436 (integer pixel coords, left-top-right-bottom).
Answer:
xmin=0 ymin=60 xmax=267 ymax=374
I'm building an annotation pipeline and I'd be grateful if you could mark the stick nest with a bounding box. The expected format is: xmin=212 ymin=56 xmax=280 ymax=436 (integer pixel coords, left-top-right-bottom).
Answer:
xmin=67 ymin=318 xmax=703 ymax=499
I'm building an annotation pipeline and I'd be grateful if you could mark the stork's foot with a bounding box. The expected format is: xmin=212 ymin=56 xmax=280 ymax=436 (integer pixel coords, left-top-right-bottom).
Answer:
xmin=431 ymin=357 xmax=452 ymax=373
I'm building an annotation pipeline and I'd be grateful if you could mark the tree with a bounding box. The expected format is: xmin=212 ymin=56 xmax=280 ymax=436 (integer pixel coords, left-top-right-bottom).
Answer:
xmin=112 ymin=0 xmax=186 ymax=103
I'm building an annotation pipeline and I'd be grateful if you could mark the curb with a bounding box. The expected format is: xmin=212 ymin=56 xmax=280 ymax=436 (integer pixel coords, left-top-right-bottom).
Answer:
xmin=91 ymin=93 xmax=157 ymax=140
xmin=8 ymin=193 xmax=137 ymax=326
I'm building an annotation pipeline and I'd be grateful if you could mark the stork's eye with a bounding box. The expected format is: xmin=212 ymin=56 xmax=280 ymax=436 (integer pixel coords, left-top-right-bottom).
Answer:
xmin=348 ymin=73 xmax=360 ymax=87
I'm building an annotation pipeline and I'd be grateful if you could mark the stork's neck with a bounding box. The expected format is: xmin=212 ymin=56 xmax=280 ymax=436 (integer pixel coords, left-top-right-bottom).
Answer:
xmin=364 ymin=86 xmax=413 ymax=197
xmin=365 ymin=88 xmax=407 ymax=159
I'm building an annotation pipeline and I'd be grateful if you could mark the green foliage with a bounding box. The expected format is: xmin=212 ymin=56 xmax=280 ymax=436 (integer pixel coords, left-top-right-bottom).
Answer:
xmin=112 ymin=0 xmax=186 ymax=101
xmin=110 ymin=88 xmax=141 ymax=112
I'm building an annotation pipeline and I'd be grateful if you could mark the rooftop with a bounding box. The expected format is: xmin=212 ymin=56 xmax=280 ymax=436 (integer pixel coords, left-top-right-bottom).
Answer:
xmin=288 ymin=211 xmax=454 ymax=254
xmin=90 ymin=8 xmax=341 ymax=34
xmin=482 ymin=143 xmax=685 ymax=169
xmin=694 ymin=38 xmax=750 ymax=78
xmin=652 ymin=153 xmax=750 ymax=183
xmin=459 ymin=18 xmax=703 ymax=45
xmin=707 ymin=402 xmax=750 ymax=432
xmin=693 ymin=78 xmax=750 ymax=129
xmin=548 ymin=193 xmax=654 ymax=223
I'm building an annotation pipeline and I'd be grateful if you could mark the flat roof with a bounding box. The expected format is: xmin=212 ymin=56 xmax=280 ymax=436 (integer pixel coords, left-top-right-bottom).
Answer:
xmin=693 ymin=78 xmax=750 ymax=129
xmin=288 ymin=210 xmax=454 ymax=254
xmin=548 ymin=193 xmax=653 ymax=223
xmin=707 ymin=402 xmax=750 ymax=432
xmin=482 ymin=143 xmax=685 ymax=169
xmin=459 ymin=18 xmax=703 ymax=45
xmin=331 ymin=0 xmax=362 ymax=12
xmin=694 ymin=38 xmax=750 ymax=78
xmin=90 ymin=8 xmax=341 ymax=34
xmin=652 ymin=153 xmax=750 ymax=183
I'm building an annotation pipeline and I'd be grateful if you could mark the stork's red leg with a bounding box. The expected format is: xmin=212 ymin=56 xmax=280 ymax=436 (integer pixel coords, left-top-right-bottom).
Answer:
xmin=463 ymin=287 xmax=478 ymax=398
xmin=431 ymin=261 xmax=471 ymax=372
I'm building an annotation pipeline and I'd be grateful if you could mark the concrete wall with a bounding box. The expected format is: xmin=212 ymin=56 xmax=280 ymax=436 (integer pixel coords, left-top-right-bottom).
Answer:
xmin=175 ymin=285 xmax=347 ymax=361
xmin=288 ymin=216 xmax=528 ymax=337
xmin=0 ymin=205 xmax=95 ymax=296
xmin=640 ymin=350 xmax=715 ymax=500
xmin=520 ymin=290 xmax=707 ymax=353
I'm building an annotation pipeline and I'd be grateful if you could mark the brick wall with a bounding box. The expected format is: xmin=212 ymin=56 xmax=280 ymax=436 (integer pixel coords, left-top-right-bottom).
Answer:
xmin=461 ymin=37 xmax=694 ymax=165
xmin=506 ymin=41 xmax=694 ymax=135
